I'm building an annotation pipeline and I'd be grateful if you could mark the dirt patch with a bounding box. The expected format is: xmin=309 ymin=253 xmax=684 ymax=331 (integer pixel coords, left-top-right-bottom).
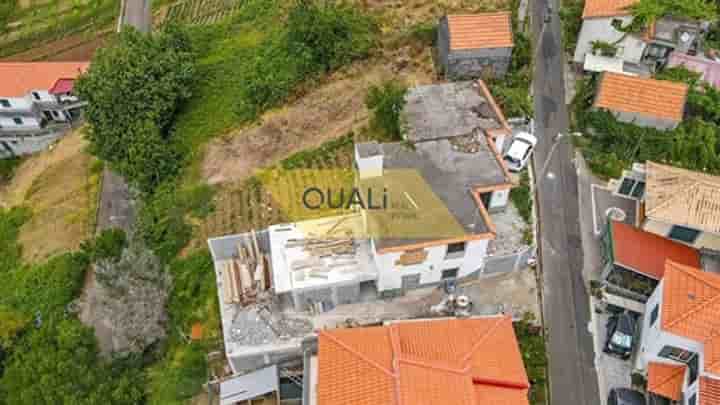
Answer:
xmin=201 ymin=48 xmax=434 ymax=185
xmin=0 ymin=128 xmax=88 ymax=207
xmin=0 ymin=128 xmax=101 ymax=262
xmin=1 ymin=31 xmax=112 ymax=62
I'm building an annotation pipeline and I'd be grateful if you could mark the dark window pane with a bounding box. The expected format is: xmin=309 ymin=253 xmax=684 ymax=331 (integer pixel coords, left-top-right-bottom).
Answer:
xmin=446 ymin=242 xmax=466 ymax=255
xmin=442 ymin=268 xmax=459 ymax=279
xmin=631 ymin=181 xmax=645 ymax=199
xmin=618 ymin=178 xmax=636 ymax=195
xmin=650 ymin=305 xmax=659 ymax=326
xmin=689 ymin=393 xmax=696 ymax=405
xmin=689 ymin=354 xmax=699 ymax=384
xmin=668 ymin=226 xmax=700 ymax=243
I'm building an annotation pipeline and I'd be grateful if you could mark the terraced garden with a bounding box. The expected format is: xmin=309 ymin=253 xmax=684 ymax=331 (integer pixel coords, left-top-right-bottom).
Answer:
xmin=161 ymin=0 xmax=243 ymax=26
xmin=189 ymin=135 xmax=355 ymax=250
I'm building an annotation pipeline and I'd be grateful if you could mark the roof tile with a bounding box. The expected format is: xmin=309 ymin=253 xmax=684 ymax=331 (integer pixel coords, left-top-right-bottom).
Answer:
xmin=700 ymin=376 xmax=720 ymax=405
xmin=611 ymin=221 xmax=701 ymax=280
xmin=447 ymin=13 xmax=514 ymax=50
xmin=316 ymin=316 xmax=530 ymax=405
xmin=0 ymin=62 xmax=89 ymax=98
xmin=661 ymin=261 xmax=720 ymax=374
xmin=582 ymin=0 xmax=637 ymax=18
xmin=594 ymin=72 xmax=688 ymax=121
xmin=647 ymin=361 xmax=686 ymax=401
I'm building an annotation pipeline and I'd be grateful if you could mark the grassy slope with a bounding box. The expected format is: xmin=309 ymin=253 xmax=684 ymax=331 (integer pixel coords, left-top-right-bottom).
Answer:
xmin=173 ymin=2 xmax=283 ymax=179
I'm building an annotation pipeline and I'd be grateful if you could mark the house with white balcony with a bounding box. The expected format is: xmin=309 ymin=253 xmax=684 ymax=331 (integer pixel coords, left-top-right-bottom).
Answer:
xmin=207 ymin=80 xmax=532 ymax=373
xmin=636 ymin=260 xmax=720 ymax=404
xmin=0 ymin=62 xmax=89 ymax=157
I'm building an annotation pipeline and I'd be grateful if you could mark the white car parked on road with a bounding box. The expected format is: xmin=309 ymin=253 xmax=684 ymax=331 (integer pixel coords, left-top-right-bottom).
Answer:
xmin=503 ymin=131 xmax=537 ymax=172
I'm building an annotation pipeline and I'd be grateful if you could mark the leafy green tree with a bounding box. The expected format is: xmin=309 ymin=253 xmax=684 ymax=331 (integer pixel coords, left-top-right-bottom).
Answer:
xmin=688 ymin=83 xmax=720 ymax=124
xmin=365 ymin=80 xmax=407 ymax=141
xmin=0 ymin=306 xmax=28 ymax=349
xmin=0 ymin=252 xmax=88 ymax=319
xmin=0 ymin=207 xmax=30 ymax=273
xmin=627 ymin=0 xmax=717 ymax=31
xmin=287 ymin=0 xmax=377 ymax=75
xmin=656 ymin=65 xmax=702 ymax=87
xmin=559 ymin=0 xmax=585 ymax=53
xmin=76 ymin=25 xmax=195 ymax=193
xmin=137 ymin=183 xmax=214 ymax=262
xmin=0 ymin=319 xmax=144 ymax=405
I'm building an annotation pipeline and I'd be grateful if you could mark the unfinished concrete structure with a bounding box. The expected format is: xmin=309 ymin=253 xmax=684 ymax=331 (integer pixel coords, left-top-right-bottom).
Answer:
xmin=437 ymin=13 xmax=514 ymax=79
xmin=207 ymin=79 xmax=533 ymax=375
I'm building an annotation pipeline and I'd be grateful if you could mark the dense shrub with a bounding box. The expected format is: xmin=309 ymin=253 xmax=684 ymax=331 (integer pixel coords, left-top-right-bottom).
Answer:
xmin=510 ymin=170 xmax=533 ymax=223
xmin=81 ymin=228 xmax=127 ymax=263
xmin=559 ymin=0 xmax=585 ymax=53
xmin=0 ymin=318 xmax=144 ymax=405
xmin=365 ymin=80 xmax=408 ymax=141
xmin=0 ymin=207 xmax=30 ymax=273
xmin=287 ymin=0 xmax=377 ymax=75
xmin=137 ymin=183 xmax=214 ymax=262
xmin=77 ymin=25 xmax=196 ymax=193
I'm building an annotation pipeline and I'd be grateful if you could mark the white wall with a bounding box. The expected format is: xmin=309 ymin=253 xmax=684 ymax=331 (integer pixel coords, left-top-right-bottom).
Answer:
xmin=489 ymin=189 xmax=509 ymax=210
xmin=29 ymin=90 xmax=57 ymax=104
xmin=638 ymin=279 xmax=704 ymax=383
xmin=0 ymin=116 xmax=41 ymax=130
xmin=617 ymin=35 xmax=646 ymax=65
xmin=574 ymin=16 xmax=634 ymax=64
xmin=355 ymin=148 xmax=383 ymax=179
xmin=0 ymin=96 xmax=33 ymax=111
xmin=371 ymin=238 xmax=488 ymax=291
xmin=0 ymin=131 xmax=65 ymax=156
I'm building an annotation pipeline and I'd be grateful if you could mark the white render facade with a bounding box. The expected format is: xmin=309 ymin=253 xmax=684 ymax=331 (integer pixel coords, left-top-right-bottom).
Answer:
xmin=0 ymin=90 xmax=85 ymax=157
xmin=637 ymin=279 xmax=712 ymax=404
xmin=370 ymin=237 xmax=489 ymax=292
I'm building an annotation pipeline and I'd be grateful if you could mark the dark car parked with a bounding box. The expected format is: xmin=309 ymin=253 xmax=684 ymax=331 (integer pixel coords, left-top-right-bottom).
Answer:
xmin=604 ymin=311 xmax=637 ymax=360
xmin=608 ymin=388 xmax=646 ymax=405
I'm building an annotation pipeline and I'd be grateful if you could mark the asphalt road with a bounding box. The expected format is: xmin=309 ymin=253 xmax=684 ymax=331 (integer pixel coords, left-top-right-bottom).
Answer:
xmin=530 ymin=0 xmax=601 ymax=403
xmin=120 ymin=0 xmax=152 ymax=33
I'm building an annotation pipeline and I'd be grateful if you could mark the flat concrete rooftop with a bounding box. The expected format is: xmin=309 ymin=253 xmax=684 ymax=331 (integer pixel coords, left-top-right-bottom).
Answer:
xmin=402 ymin=81 xmax=504 ymax=143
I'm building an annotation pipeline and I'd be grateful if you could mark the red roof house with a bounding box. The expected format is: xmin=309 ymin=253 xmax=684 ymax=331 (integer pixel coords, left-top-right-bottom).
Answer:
xmin=0 ymin=62 xmax=89 ymax=98
xmin=312 ymin=316 xmax=530 ymax=405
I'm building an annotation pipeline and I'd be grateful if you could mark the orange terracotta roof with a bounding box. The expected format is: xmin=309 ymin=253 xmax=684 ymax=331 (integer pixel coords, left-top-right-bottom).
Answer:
xmin=611 ymin=221 xmax=701 ymax=280
xmin=582 ymin=0 xmax=637 ymax=18
xmin=661 ymin=261 xmax=720 ymax=374
xmin=447 ymin=13 xmax=514 ymax=50
xmin=0 ymin=62 xmax=89 ymax=98
xmin=647 ymin=361 xmax=686 ymax=400
xmin=700 ymin=376 xmax=720 ymax=405
xmin=594 ymin=72 xmax=688 ymax=121
xmin=704 ymin=335 xmax=720 ymax=375
xmin=316 ymin=316 xmax=530 ymax=405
